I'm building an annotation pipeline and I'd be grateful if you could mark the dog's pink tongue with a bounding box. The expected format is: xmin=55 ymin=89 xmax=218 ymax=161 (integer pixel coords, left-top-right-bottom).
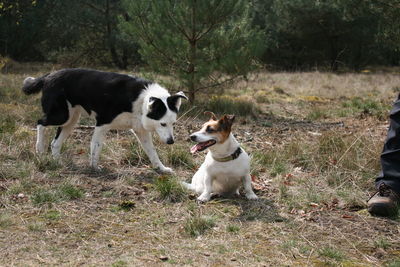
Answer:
xmin=190 ymin=144 xmax=200 ymax=154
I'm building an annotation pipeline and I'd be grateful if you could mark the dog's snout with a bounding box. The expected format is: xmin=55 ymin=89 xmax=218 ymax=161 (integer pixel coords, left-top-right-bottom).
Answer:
xmin=166 ymin=137 xmax=174 ymax=145
xmin=190 ymin=135 xmax=197 ymax=142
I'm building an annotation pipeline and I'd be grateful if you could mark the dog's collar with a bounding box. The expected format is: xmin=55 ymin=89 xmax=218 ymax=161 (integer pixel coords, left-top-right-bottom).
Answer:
xmin=212 ymin=147 xmax=242 ymax=162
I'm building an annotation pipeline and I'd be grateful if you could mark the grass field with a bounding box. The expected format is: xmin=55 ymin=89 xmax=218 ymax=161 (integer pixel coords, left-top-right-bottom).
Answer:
xmin=1 ymin=66 xmax=400 ymax=266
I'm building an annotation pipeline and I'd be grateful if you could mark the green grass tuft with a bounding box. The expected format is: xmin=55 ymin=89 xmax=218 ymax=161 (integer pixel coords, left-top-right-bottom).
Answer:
xmin=27 ymin=222 xmax=45 ymax=232
xmin=153 ymin=175 xmax=187 ymax=202
xmin=271 ymin=161 xmax=288 ymax=177
xmin=118 ymin=201 xmax=136 ymax=211
xmin=251 ymin=150 xmax=279 ymax=176
xmin=184 ymin=215 xmax=216 ymax=237
xmin=31 ymin=183 xmax=84 ymax=205
xmin=0 ymin=163 xmax=30 ymax=180
xmin=374 ymin=237 xmax=391 ymax=250
xmin=306 ymin=108 xmax=327 ymax=120
xmin=0 ymin=213 xmax=13 ymax=228
xmin=226 ymin=224 xmax=240 ymax=233
xmin=162 ymin=146 xmax=195 ymax=169
xmin=318 ymin=247 xmax=345 ymax=261
xmin=34 ymin=155 xmax=62 ymax=172
xmin=31 ymin=189 xmax=59 ymax=205
xmin=43 ymin=210 xmax=61 ymax=220
xmin=341 ymin=97 xmax=389 ymax=119
xmin=202 ymin=96 xmax=258 ymax=117
xmin=0 ymin=114 xmax=17 ymax=134
xmin=112 ymin=260 xmax=128 ymax=267
xmin=386 ymin=259 xmax=400 ymax=267
xmin=58 ymin=183 xmax=84 ymax=200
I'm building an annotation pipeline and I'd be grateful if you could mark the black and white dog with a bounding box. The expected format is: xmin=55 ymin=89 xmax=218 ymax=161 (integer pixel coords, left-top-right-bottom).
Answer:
xmin=22 ymin=68 xmax=187 ymax=173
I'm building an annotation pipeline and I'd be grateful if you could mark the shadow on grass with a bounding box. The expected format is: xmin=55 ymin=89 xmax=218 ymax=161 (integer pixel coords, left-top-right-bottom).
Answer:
xmin=232 ymin=197 xmax=286 ymax=223
xmin=64 ymin=163 xmax=121 ymax=180
xmin=208 ymin=195 xmax=285 ymax=223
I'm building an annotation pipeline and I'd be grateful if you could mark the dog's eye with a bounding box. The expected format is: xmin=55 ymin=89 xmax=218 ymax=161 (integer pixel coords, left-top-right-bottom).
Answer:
xmin=206 ymin=126 xmax=215 ymax=133
xmin=161 ymin=123 xmax=167 ymax=127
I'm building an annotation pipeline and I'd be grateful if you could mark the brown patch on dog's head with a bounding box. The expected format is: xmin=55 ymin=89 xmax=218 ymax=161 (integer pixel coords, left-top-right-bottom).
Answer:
xmin=200 ymin=114 xmax=235 ymax=144
xmin=217 ymin=115 xmax=235 ymax=143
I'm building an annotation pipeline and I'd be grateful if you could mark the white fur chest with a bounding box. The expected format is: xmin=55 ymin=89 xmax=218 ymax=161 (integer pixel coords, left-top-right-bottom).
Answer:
xmin=205 ymin=152 xmax=250 ymax=175
xmin=203 ymin=152 xmax=250 ymax=194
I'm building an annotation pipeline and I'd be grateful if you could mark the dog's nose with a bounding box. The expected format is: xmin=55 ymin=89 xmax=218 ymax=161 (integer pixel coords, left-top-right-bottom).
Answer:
xmin=190 ymin=135 xmax=197 ymax=141
xmin=166 ymin=138 xmax=174 ymax=145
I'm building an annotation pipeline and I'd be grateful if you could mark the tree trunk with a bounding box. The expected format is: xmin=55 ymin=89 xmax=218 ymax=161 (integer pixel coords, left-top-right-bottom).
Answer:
xmin=121 ymin=48 xmax=128 ymax=69
xmin=189 ymin=89 xmax=195 ymax=105
xmin=329 ymin=36 xmax=339 ymax=71
xmin=188 ymin=52 xmax=196 ymax=104
xmin=105 ymin=0 xmax=126 ymax=69
xmin=188 ymin=0 xmax=197 ymax=105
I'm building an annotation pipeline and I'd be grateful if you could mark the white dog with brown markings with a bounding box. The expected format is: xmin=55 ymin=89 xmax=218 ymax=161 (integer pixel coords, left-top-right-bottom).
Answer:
xmin=182 ymin=112 xmax=258 ymax=202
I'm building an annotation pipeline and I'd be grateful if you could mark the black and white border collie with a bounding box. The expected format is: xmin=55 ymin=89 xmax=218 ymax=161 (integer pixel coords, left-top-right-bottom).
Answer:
xmin=22 ymin=68 xmax=187 ymax=173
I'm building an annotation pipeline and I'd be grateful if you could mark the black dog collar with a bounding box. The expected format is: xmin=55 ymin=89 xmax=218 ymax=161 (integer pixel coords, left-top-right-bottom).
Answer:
xmin=212 ymin=147 xmax=242 ymax=162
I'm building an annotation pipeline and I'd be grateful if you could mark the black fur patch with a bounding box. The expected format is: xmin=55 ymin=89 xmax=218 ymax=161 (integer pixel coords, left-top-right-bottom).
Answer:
xmin=54 ymin=127 xmax=62 ymax=140
xmin=146 ymin=97 xmax=167 ymax=120
xmin=31 ymin=68 xmax=152 ymax=126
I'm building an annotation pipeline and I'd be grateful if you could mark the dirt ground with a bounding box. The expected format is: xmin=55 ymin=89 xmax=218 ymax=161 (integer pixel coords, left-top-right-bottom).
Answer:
xmin=1 ymin=68 xmax=400 ymax=266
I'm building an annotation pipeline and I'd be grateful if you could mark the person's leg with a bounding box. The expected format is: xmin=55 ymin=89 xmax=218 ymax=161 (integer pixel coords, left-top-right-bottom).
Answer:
xmin=369 ymin=95 xmax=400 ymax=217
xmin=375 ymin=95 xmax=400 ymax=193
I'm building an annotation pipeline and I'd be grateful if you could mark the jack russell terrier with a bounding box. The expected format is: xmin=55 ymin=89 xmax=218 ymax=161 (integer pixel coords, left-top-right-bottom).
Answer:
xmin=182 ymin=112 xmax=258 ymax=202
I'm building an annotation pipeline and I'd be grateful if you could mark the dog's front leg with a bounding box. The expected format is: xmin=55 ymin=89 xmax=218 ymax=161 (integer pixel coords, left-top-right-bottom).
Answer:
xmin=197 ymin=174 xmax=212 ymax=202
xmin=134 ymin=130 xmax=173 ymax=174
xmin=243 ymin=174 xmax=258 ymax=200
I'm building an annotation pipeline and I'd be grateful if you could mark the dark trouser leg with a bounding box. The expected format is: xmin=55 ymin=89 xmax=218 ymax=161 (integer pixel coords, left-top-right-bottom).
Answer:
xmin=375 ymin=95 xmax=400 ymax=194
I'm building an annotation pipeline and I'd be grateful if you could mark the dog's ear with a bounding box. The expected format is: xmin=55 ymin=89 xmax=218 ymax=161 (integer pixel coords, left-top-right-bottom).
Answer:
xmin=225 ymin=114 xmax=235 ymax=123
xmin=204 ymin=111 xmax=217 ymax=121
xmin=167 ymin=91 xmax=188 ymax=112
xmin=219 ymin=114 xmax=235 ymax=130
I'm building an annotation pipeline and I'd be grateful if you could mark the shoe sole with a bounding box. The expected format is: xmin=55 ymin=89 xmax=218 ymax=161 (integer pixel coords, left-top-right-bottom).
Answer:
xmin=368 ymin=203 xmax=398 ymax=217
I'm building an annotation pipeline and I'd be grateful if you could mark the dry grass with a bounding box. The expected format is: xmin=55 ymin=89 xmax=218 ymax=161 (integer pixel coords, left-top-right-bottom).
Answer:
xmin=1 ymin=66 xmax=400 ymax=266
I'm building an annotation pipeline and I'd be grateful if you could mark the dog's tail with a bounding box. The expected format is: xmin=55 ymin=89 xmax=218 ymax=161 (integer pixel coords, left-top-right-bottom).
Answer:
xmin=22 ymin=74 xmax=49 ymax=95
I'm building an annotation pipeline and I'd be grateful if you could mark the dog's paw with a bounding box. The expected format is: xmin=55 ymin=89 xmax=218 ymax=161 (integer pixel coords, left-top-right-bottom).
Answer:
xmin=196 ymin=198 xmax=208 ymax=204
xmin=197 ymin=194 xmax=210 ymax=203
xmin=90 ymin=164 xmax=102 ymax=172
xmin=245 ymin=193 xmax=259 ymax=200
xmin=156 ymin=166 xmax=174 ymax=174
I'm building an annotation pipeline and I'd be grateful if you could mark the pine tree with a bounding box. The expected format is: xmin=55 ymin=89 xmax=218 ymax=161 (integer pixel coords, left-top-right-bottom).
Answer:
xmin=119 ymin=0 xmax=264 ymax=104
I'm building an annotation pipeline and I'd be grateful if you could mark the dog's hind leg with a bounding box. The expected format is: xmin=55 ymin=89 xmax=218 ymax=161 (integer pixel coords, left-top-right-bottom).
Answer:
xmin=36 ymin=111 xmax=68 ymax=155
xmin=51 ymin=108 xmax=81 ymax=158
xmin=37 ymin=94 xmax=70 ymax=155
xmin=36 ymin=124 xmax=46 ymax=154
xmin=90 ymin=125 xmax=109 ymax=169
xmin=235 ymin=188 xmax=240 ymax=196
